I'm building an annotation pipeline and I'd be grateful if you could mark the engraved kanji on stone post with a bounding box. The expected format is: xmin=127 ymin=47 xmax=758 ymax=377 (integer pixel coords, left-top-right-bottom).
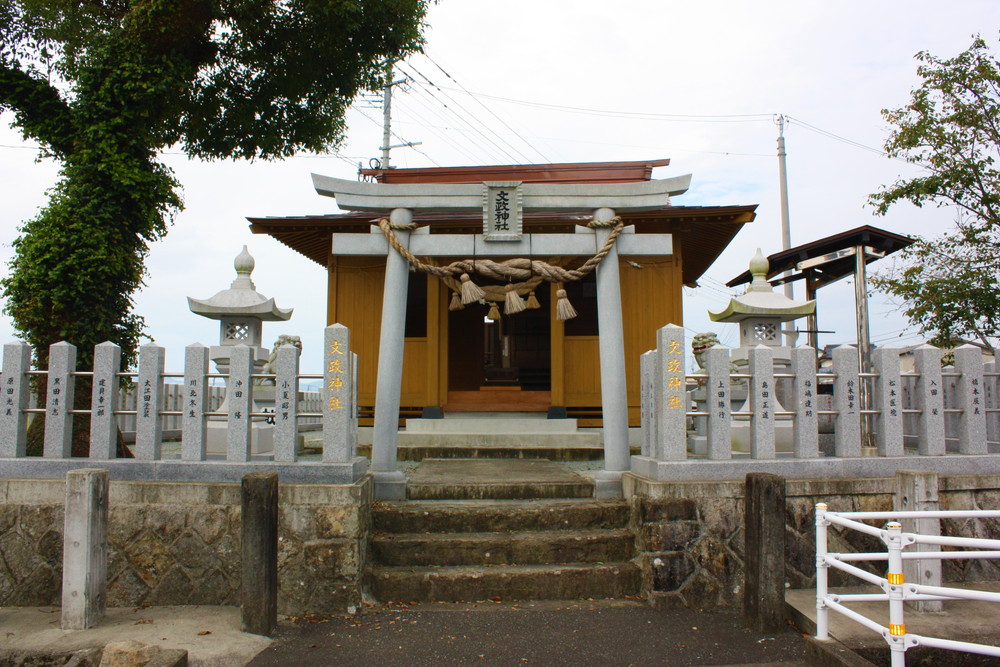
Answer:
xmin=323 ymin=324 xmax=353 ymax=462
xmin=0 ymin=342 xmax=32 ymax=458
xmin=273 ymin=343 xmax=301 ymax=462
xmin=705 ymin=345 xmax=732 ymax=460
xmin=791 ymin=345 xmax=819 ymax=459
xmin=90 ymin=342 xmax=122 ymax=459
xmin=44 ymin=341 xmax=76 ymax=458
xmin=182 ymin=343 xmax=210 ymax=461
xmin=832 ymin=345 xmax=860 ymax=457
xmin=749 ymin=346 xmax=776 ymax=459
xmin=655 ymin=324 xmax=687 ymax=461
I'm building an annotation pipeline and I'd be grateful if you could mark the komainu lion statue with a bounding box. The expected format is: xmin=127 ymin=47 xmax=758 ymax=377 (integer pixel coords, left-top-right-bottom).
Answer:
xmin=691 ymin=332 xmax=720 ymax=370
xmin=255 ymin=335 xmax=303 ymax=385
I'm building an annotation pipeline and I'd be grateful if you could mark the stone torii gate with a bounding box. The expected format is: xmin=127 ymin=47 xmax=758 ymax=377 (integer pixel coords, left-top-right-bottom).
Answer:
xmin=313 ymin=173 xmax=691 ymax=498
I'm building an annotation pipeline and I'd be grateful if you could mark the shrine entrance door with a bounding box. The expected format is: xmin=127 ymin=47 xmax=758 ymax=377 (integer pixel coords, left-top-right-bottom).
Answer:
xmin=444 ymin=283 xmax=551 ymax=412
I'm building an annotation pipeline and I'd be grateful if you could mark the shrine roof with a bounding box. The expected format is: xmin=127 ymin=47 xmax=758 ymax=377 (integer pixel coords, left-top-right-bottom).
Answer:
xmin=359 ymin=159 xmax=670 ymax=185
xmin=248 ymin=204 xmax=757 ymax=286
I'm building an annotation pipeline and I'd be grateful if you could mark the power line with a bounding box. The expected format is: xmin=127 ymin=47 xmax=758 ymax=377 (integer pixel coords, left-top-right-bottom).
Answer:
xmin=399 ymin=62 xmax=534 ymax=164
xmin=398 ymin=62 xmax=522 ymax=164
xmin=420 ymin=52 xmax=552 ymax=163
xmin=395 ymin=80 xmax=510 ymax=164
xmin=784 ymin=115 xmax=890 ymax=158
xmin=353 ymin=107 xmax=441 ymax=167
xmin=392 ymin=86 xmax=498 ymax=164
xmin=515 ymin=133 xmax=771 ymax=158
xmin=395 ymin=72 xmax=515 ymax=164
xmin=430 ymin=88 xmax=775 ymax=123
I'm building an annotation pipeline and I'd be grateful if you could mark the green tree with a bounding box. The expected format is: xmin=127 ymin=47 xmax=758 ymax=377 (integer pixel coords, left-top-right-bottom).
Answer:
xmin=1 ymin=0 xmax=427 ymax=372
xmin=1 ymin=0 xmax=426 ymax=455
xmin=870 ymin=36 xmax=1000 ymax=357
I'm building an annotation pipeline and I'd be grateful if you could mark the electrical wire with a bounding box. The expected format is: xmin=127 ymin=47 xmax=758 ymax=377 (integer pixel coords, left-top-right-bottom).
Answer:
xmin=429 ymin=87 xmax=775 ymax=123
xmin=393 ymin=86 xmax=498 ymax=164
xmin=419 ymin=52 xmax=552 ymax=163
xmin=399 ymin=62 xmax=534 ymax=163
xmin=352 ymin=107 xmax=441 ymax=167
xmin=395 ymin=72 xmax=514 ymax=164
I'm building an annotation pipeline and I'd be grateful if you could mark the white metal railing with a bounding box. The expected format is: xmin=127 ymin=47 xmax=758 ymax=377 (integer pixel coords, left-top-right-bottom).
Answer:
xmin=815 ymin=503 xmax=1000 ymax=666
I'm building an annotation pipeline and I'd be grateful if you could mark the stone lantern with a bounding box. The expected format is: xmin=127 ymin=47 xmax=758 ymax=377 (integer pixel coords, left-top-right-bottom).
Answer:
xmin=709 ymin=249 xmax=815 ymax=364
xmin=704 ymin=248 xmax=815 ymax=452
xmin=188 ymin=246 xmax=293 ymax=454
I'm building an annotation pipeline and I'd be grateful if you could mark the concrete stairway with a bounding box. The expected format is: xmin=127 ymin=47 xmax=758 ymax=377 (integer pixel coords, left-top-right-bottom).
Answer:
xmin=367 ymin=491 xmax=641 ymax=603
xmin=363 ymin=414 xmax=605 ymax=461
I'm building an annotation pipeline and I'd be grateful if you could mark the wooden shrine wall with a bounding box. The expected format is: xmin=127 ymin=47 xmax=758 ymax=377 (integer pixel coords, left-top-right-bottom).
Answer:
xmin=327 ymin=248 xmax=684 ymax=427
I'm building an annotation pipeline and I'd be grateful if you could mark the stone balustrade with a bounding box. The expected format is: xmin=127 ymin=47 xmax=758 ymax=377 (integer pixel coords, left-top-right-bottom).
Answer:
xmin=636 ymin=324 xmax=1000 ymax=482
xmin=0 ymin=325 xmax=365 ymax=484
xmin=2 ymin=321 xmax=998 ymax=485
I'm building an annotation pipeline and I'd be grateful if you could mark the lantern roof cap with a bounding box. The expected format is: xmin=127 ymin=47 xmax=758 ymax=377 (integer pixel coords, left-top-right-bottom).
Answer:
xmin=709 ymin=248 xmax=814 ymax=323
xmin=188 ymin=246 xmax=293 ymax=321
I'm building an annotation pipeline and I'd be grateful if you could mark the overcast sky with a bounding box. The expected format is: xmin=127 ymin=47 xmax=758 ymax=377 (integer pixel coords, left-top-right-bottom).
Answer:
xmin=2 ymin=1 xmax=998 ymax=373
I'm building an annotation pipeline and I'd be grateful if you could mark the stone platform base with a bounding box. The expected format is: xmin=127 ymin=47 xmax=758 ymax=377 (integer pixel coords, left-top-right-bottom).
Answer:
xmin=206 ymin=420 xmax=274 ymax=456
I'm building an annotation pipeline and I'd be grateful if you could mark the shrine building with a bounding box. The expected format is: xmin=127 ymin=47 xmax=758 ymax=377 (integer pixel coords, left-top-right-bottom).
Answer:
xmin=249 ymin=159 xmax=756 ymax=429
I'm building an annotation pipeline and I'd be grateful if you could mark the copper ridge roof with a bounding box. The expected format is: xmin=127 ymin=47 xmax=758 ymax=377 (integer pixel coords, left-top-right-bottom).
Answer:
xmin=360 ymin=159 xmax=671 ymax=184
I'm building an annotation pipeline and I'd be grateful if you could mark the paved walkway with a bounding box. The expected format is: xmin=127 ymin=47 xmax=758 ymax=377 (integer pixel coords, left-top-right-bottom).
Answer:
xmin=1 ymin=601 xmax=808 ymax=666
xmin=250 ymin=600 xmax=807 ymax=667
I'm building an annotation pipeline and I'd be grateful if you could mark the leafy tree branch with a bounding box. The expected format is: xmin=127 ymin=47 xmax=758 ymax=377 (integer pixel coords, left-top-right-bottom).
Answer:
xmin=870 ymin=36 xmax=1000 ymax=357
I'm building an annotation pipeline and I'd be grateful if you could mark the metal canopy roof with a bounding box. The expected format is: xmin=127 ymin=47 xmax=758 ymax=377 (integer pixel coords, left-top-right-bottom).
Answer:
xmin=724 ymin=224 xmax=915 ymax=367
xmin=725 ymin=225 xmax=914 ymax=289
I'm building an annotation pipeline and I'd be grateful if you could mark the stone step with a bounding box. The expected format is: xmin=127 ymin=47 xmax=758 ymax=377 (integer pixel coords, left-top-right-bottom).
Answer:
xmin=404 ymin=417 xmax=580 ymax=434
xmin=373 ymin=499 xmax=631 ymax=534
xmin=372 ymin=529 xmax=635 ymax=567
xmin=358 ymin=442 xmax=605 ymax=462
xmin=400 ymin=413 xmax=577 ymax=435
xmin=407 ymin=478 xmax=594 ymax=500
xmin=406 ymin=459 xmax=595 ymax=500
xmin=397 ymin=431 xmax=602 ymax=448
xmin=367 ymin=563 xmax=642 ymax=603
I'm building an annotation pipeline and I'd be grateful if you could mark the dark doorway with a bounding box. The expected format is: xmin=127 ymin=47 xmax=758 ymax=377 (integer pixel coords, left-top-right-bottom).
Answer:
xmin=447 ymin=286 xmax=551 ymax=392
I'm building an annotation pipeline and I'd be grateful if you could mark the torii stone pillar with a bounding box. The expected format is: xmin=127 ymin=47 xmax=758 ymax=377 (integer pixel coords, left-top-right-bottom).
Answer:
xmin=370 ymin=208 xmax=414 ymax=498
xmin=593 ymin=207 xmax=629 ymax=496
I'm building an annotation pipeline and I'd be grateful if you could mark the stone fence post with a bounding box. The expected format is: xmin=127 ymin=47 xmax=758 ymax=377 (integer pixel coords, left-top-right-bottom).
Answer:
xmin=0 ymin=342 xmax=32 ymax=457
xmin=744 ymin=472 xmax=786 ymax=634
xmin=894 ymin=470 xmax=942 ymax=612
xmin=323 ymin=324 xmax=353 ymax=463
xmin=273 ymin=343 xmax=301 ymax=462
xmin=241 ymin=472 xmax=278 ymax=636
xmin=655 ymin=324 xmax=686 ymax=461
xmin=90 ymin=342 xmax=121 ymax=459
xmin=62 ymin=468 xmax=108 ymax=630
xmin=914 ymin=345 xmax=945 ymax=456
xmin=45 ymin=341 xmax=76 ymax=458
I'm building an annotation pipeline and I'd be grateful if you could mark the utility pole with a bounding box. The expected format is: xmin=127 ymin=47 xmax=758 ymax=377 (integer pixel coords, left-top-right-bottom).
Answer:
xmin=378 ymin=62 xmax=421 ymax=170
xmin=776 ymin=115 xmax=793 ymax=300
xmin=776 ymin=115 xmax=797 ymax=348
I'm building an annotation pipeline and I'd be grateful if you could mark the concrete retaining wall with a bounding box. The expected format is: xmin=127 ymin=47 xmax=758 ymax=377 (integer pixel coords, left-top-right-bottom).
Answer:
xmin=3 ymin=473 xmax=996 ymax=612
xmin=0 ymin=477 xmax=371 ymax=614
xmin=624 ymin=473 xmax=1000 ymax=610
